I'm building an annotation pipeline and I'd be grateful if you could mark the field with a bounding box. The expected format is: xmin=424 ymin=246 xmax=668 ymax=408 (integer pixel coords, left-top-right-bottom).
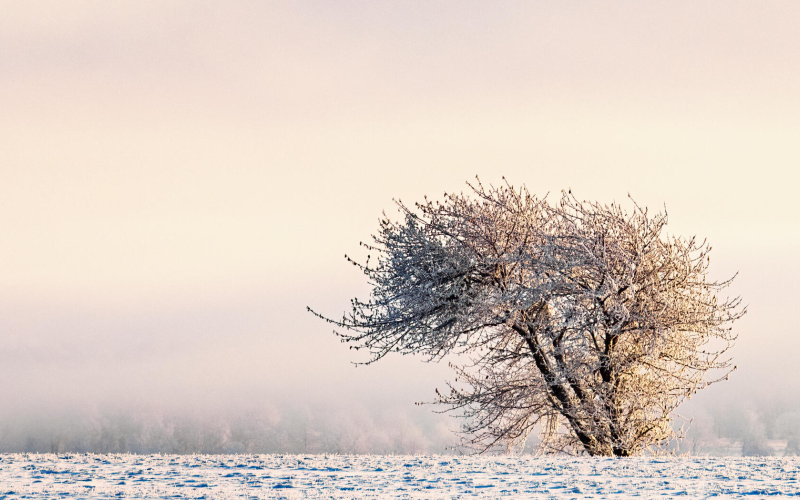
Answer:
xmin=1 ymin=454 xmax=798 ymax=499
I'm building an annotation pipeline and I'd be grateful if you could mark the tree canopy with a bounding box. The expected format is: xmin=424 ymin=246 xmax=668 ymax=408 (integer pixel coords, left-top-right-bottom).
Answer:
xmin=310 ymin=180 xmax=745 ymax=456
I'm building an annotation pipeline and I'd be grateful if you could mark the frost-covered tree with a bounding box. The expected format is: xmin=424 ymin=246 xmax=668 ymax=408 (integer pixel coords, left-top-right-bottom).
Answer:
xmin=310 ymin=180 xmax=745 ymax=457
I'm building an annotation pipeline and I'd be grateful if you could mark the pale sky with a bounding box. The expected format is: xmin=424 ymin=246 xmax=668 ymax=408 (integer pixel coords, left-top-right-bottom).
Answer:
xmin=1 ymin=2 xmax=798 ymax=436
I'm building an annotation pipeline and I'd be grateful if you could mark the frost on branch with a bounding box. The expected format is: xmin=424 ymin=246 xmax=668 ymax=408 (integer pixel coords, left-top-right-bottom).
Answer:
xmin=309 ymin=179 xmax=745 ymax=457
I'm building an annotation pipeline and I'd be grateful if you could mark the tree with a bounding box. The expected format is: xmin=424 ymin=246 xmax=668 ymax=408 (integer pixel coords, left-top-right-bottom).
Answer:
xmin=310 ymin=180 xmax=745 ymax=457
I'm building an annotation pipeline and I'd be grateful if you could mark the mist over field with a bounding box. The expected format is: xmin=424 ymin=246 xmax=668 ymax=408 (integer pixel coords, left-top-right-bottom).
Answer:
xmin=0 ymin=281 xmax=798 ymax=456
xmin=2 ymin=1 xmax=799 ymax=458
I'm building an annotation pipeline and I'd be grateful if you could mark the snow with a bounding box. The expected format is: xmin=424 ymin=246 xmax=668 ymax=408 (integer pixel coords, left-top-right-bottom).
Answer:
xmin=0 ymin=453 xmax=798 ymax=498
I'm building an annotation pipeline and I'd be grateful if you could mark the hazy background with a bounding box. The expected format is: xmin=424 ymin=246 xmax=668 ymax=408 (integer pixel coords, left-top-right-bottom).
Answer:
xmin=1 ymin=1 xmax=799 ymax=454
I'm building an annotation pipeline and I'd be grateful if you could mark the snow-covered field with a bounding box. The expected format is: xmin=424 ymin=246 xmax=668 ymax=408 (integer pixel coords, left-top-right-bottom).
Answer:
xmin=0 ymin=453 xmax=798 ymax=499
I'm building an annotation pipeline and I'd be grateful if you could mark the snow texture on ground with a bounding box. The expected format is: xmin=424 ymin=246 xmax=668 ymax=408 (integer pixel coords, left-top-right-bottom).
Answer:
xmin=0 ymin=453 xmax=798 ymax=499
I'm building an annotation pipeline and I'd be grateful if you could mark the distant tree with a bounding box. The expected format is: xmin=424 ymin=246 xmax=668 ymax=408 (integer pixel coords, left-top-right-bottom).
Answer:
xmin=310 ymin=180 xmax=745 ymax=456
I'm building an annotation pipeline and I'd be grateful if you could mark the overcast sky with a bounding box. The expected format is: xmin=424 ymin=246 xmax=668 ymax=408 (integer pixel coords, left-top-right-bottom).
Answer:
xmin=1 ymin=2 xmax=799 ymax=432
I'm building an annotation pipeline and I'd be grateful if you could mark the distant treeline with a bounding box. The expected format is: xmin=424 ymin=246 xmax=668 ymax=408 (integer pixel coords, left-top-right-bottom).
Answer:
xmin=0 ymin=405 xmax=456 ymax=455
xmin=676 ymin=396 xmax=800 ymax=457
xmin=1 ymin=397 xmax=798 ymax=455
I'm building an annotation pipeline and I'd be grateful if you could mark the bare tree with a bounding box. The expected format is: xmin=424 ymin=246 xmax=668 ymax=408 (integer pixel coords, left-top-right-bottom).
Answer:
xmin=310 ymin=180 xmax=745 ymax=456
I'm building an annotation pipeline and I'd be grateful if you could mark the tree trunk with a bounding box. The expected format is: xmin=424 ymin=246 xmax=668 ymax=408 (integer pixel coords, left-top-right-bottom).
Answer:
xmin=514 ymin=313 xmax=623 ymax=457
